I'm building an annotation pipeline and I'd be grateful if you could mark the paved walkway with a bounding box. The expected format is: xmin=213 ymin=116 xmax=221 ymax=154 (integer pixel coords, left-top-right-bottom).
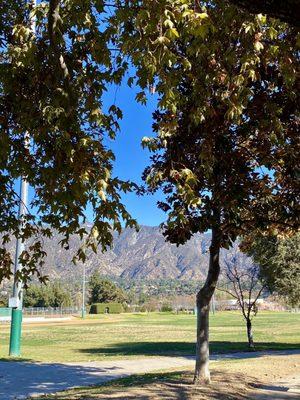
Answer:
xmin=0 ymin=349 xmax=299 ymax=399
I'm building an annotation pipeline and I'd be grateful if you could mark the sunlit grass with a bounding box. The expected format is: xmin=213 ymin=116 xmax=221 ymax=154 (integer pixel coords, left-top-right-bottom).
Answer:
xmin=0 ymin=311 xmax=299 ymax=362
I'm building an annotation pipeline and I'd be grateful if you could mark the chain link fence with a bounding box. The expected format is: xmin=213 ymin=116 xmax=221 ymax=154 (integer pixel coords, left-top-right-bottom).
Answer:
xmin=23 ymin=307 xmax=81 ymax=317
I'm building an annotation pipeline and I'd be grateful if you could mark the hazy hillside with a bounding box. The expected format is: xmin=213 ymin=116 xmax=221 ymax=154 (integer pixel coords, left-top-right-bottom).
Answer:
xmin=8 ymin=225 xmax=253 ymax=282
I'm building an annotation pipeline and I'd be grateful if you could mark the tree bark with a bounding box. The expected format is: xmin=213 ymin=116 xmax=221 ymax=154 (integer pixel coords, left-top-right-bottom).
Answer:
xmin=246 ymin=318 xmax=255 ymax=349
xmin=228 ymin=0 xmax=300 ymax=27
xmin=194 ymin=226 xmax=221 ymax=384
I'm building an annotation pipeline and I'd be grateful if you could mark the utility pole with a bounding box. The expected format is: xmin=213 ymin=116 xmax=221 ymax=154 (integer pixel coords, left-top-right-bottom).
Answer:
xmin=9 ymin=0 xmax=35 ymax=357
xmin=81 ymin=264 xmax=86 ymax=319
xmin=9 ymin=173 xmax=29 ymax=356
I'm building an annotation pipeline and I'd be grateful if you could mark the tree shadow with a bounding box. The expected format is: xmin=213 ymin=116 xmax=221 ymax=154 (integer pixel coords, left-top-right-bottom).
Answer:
xmin=0 ymin=357 xmax=33 ymax=362
xmin=0 ymin=360 xmax=134 ymax=400
xmin=32 ymin=370 xmax=256 ymax=400
xmin=78 ymin=341 xmax=300 ymax=358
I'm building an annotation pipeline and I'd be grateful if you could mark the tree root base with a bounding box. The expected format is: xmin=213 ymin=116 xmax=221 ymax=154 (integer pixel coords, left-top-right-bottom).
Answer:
xmin=193 ymin=376 xmax=211 ymax=385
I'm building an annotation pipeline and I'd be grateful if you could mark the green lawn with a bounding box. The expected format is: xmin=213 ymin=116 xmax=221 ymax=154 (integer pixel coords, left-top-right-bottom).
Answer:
xmin=0 ymin=311 xmax=299 ymax=362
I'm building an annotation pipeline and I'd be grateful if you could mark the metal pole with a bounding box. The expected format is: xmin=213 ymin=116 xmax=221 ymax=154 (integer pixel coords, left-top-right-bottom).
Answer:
xmin=81 ymin=264 xmax=86 ymax=318
xmin=9 ymin=174 xmax=29 ymax=356
xmin=9 ymin=0 xmax=35 ymax=356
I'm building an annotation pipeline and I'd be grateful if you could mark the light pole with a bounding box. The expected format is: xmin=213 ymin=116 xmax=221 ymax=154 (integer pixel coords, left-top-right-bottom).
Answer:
xmin=81 ymin=264 xmax=86 ymax=319
xmin=9 ymin=175 xmax=28 ymax=356
xmin=9 ymin=0 xmax=35 ymax=356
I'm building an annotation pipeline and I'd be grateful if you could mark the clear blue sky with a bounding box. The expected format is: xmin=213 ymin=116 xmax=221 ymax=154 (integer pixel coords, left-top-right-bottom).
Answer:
xmin=87 ymin=82 xmax=166 ymax=227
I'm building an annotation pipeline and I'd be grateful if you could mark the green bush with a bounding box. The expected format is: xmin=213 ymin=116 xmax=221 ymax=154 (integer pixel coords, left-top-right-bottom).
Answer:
xmin=89 ymin=302 xmax=124 ymax=314
xmin=161 ymin=303 xmax=173 ymax=312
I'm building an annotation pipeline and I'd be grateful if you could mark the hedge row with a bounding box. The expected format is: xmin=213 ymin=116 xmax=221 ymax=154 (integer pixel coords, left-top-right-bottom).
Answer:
xmin=89 ymin=302 xmax=124 ymax=314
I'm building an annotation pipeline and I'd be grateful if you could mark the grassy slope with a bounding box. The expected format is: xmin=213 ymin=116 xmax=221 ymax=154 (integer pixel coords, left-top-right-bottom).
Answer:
xmin=0 ymin=311 xmax=299 ymax=362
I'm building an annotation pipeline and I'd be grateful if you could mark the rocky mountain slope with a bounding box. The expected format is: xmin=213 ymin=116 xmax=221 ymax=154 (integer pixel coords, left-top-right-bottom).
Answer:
xmin=17 ymin=225 xmax=252 ymax=281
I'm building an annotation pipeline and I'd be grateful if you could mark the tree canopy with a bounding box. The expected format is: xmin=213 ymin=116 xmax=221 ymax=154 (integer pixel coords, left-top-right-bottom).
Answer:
xmin=23 ymin=281 xmax=72 ymax=307
xmin=228 ymin=0 xmax=300 ymax=27
xmin=88 ymin=271 xmax=127 ymax=304
xmin=1 ymin=1 xmax=298 ymax=285
xmin=244 ymin=233 xmax=300 ymax=307
xmin=0 ymin=0 xmax=136 ymax=283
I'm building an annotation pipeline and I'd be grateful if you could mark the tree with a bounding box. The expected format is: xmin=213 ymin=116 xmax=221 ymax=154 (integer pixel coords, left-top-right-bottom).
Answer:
xmin=243 ymin=233 xmax=300 ymax=307
xmin=228 ymin=1 xmax=300 ymax=27
xmin=218 ymin=246 xmax=265 ymax=349
xmin=115 ymin=0 xmax=299 ymax=383
xmin=0 ymin=290 xmax=8 ymax=307
xmin=23 ymin=282 xmax=72 ymax=307
xmin=24 ymin=285 xmax=51 ymax=307
xmin=0 ymin=0 xmax=136 ymax=284
xmin=88 ymin=271 xmax=127 ymax=304
xmin=51 ymin=282 xmax=73 ymax=307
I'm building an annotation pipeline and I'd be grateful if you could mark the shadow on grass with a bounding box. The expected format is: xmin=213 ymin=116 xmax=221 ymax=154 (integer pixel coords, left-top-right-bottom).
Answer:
xmin=78 ymin=341 xmax=300 ymax=358
xmin=0 ymin=357 xmax=33 ymax=362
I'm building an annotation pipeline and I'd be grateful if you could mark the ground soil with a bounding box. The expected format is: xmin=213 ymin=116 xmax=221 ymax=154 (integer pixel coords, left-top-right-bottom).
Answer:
xmin=67 ymin=353 xmax=300 ymax=400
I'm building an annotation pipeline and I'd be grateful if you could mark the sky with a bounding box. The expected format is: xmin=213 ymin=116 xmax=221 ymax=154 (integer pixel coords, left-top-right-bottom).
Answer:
xmin=21 ymin=79 xmax=166 ymax=227
xmin=57 ymin=80 xmax=166 ymax=227
xmin=98 ymin=83 xmax=166 ymax=227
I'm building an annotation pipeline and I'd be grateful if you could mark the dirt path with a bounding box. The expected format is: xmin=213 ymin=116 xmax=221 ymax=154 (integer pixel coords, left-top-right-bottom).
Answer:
xmin=0 ymin=349 xmax=299 ymax=400
xmin=251 ymin=374 xmax=300 ymax=399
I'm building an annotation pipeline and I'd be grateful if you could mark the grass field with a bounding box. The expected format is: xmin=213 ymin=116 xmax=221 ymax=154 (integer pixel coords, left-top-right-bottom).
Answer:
xmin=0 ymin=311 xmax=299 ymax=362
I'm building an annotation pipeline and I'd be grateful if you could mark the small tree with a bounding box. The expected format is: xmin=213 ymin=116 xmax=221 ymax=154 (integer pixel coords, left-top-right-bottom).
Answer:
xmin=219 ymin=248 xmax=265 ymax=349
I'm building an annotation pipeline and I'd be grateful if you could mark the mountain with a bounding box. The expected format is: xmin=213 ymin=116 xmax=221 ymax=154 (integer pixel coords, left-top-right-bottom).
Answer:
xmin=15 ymin=225 xmax=252 ymax=282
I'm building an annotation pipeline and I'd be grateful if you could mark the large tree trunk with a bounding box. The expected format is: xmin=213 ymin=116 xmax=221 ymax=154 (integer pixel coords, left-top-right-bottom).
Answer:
xmin=246 ymin=318 xmax=255 ymax=349
xmin=194 ymin=226 xmax=221 ymax=384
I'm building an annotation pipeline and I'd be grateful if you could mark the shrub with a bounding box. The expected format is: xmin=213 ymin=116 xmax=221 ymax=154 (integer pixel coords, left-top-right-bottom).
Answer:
xmin=161 ymin=303 xmax=173 ymax=312
xmin=89 ymin=302 xmax=124 ymax=314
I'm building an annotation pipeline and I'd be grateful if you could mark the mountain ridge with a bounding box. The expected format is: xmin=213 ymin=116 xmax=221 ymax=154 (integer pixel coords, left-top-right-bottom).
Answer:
xmin=15 ymin=225 xmax=252 ymax=282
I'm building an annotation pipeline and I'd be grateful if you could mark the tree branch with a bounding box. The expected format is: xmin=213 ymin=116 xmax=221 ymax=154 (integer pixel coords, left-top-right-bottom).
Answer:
xmin=228 ymin=0 xmax=300 ymax=27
